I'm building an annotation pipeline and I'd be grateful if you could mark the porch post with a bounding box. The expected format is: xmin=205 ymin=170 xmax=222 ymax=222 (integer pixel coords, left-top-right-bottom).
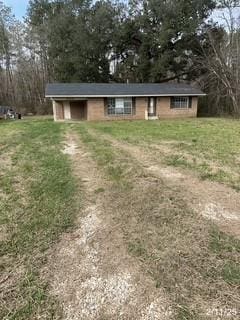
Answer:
xmin=52 ymin=100 xmax=57 ymax=121
xmin=145 ymin=109 xmax=148 ymax=120
xmin=63 ymin=101 xmax=71 ymax=120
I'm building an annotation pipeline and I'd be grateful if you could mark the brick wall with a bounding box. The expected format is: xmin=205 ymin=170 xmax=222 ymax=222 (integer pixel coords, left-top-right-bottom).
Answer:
xmin=53 ymin=96 xmax=198 ymax=121
xmin=54 ymin=101 xmax=64 ymax=120
xmin=156 ymin=97 xmax=198 ymax=118
xmin=87 ymin=97 xmax=147 ymax=121
xmin=87 ymin=98 xmax=105 ymax=121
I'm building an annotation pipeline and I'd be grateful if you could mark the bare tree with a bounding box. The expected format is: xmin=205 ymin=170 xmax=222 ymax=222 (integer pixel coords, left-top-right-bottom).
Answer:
xmin=199 ymin=0 xmax=240 ymax=115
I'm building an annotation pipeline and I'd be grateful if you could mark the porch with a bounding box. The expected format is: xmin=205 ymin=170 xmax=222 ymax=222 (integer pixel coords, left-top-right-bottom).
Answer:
xmin=53 ymin=99 xmax=88 ymax=121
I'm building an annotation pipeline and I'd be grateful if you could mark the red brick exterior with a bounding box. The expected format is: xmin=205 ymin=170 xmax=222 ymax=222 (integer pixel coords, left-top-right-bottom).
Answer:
xmin=156 ymin=97 xmax=198 ymax=119
xmin=87 ymin=98 xmax=147 ymax=121
xmin=53 ymin=96 xmax=198 ymax=121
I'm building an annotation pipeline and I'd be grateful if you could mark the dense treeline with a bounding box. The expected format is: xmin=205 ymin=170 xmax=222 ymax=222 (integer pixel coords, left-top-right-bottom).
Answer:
xmin=0 ymin=0 xmax=239 ymax=115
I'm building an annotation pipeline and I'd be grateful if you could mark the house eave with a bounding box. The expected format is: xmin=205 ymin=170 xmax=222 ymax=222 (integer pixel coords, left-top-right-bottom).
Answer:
xmin=46 ymin=93 xmax=206 ymax=99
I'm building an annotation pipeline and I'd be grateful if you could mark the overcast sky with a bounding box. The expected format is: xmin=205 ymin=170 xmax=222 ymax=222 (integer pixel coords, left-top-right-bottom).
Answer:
xmin=2 ymin=0 xmax=240 ymax=25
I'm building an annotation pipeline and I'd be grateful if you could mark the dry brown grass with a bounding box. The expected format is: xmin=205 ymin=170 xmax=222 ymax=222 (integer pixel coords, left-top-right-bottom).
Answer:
xmin=3 ymin=119 xmax=238 ymax=319
xmin=74 ymin=124 xmax=240 ymax=319
xmin=90 ymin=129 xmax=240 ymax=239
xmin=106 ymin=179 xmax=240 ymax=318
xmin=0 ymin=121 xmax=77 ymax=320
xmin=89 ymin=119 xmax=240 ymax=190
xmin=45 ymin=132 xmax=174 ymax=320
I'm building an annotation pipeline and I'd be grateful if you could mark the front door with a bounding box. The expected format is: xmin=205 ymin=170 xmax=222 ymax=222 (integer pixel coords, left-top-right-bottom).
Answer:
xmin=148 ymin=97 xmax=156 ymax=117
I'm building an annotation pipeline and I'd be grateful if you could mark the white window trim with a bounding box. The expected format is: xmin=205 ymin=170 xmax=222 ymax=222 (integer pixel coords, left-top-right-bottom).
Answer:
xmin=107 ymin=97 xmax=133 ymax=116
xmin=171 ymin=96 xmax=189 ymax=109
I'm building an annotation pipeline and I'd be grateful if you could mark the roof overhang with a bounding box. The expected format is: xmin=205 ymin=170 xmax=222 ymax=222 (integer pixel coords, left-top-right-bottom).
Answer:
xmin=46 ymin=93 xmax=206 ymax=99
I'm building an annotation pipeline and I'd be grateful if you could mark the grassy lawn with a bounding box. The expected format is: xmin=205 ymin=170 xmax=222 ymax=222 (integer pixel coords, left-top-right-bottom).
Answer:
xmin=74 ymin=121 xmax=240 ymax=319
xmin=0 ymin=120 xmax=78 ymax=319
xmin=89 ymin=118 xmax=240 ymax=189
xmin=1 ymin=118 xmax=240 ymax=319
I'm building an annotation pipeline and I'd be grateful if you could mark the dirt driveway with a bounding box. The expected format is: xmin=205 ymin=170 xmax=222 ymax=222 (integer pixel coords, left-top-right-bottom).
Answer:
xmin=46 ymin=132 xmax=173 ymax=320
xmin=90 ymin=129 xmax=240 ymax=239
xmin=45 ymin=128 xmax=240 ymax=320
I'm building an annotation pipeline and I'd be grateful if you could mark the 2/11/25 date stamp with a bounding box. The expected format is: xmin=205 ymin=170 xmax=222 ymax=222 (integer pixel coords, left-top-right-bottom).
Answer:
xmin=205 ymin=307 xmax=239 ymax=319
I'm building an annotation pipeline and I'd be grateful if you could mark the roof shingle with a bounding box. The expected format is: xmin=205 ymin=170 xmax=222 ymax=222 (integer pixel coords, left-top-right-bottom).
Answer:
xmin=45 ymin=83 xmax=205 ymax=97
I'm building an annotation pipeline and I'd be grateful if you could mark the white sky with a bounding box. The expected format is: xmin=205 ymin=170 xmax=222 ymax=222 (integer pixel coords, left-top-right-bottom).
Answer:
xmin=211 ymin=7 xmax=240 ymax=27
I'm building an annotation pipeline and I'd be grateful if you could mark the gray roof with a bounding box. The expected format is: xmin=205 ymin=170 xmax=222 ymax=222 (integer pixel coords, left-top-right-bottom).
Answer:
xmin=45 ymin=83 xmax=205 ymax=97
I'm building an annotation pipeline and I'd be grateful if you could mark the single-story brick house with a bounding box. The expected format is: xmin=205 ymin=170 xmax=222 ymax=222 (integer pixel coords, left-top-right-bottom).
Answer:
xmin=45 ymin=83 xmax=205 ymax=121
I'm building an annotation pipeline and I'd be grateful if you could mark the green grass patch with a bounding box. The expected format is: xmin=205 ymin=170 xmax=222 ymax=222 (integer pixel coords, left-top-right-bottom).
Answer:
xmin=74 ymin=124 xmax=136 ymax=189
xmin=74 ymin=122 xmax=240 ymax=319
xmin=94 ymin=187 xmax=105 ymax=194
xmin=0 ymin=120 xmax=78 ymax=319
xmin=128 ymin=240 xmax=148 ymax=258
xmin=89 ymin=118 xmax=240 ymax=189
xmin=209 ymin=228 xmax=240 ymax=254
xmin=222 ymin=262 xmax=240 ymax=285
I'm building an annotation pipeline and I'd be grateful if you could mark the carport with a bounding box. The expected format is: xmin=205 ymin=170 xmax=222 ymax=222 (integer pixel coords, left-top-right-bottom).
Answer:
xmin=53 ymin=99 xmax=88 ymax=121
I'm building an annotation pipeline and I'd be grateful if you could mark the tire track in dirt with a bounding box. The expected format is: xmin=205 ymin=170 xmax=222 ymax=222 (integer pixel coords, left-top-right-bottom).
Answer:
xmin=46 ymin=131 xmax=173 ymax=320
xmin=89 ymin=129 xmax=240 ymax=239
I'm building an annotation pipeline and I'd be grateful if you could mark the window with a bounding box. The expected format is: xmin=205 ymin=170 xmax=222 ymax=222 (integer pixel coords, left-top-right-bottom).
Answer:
xmin=171 ymin=97 xmax=190 ymax=109
xmin=107 ymin=98 xmax=133 ymax=115
xmin=107 ymin=98 xmax=116 ymax=115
